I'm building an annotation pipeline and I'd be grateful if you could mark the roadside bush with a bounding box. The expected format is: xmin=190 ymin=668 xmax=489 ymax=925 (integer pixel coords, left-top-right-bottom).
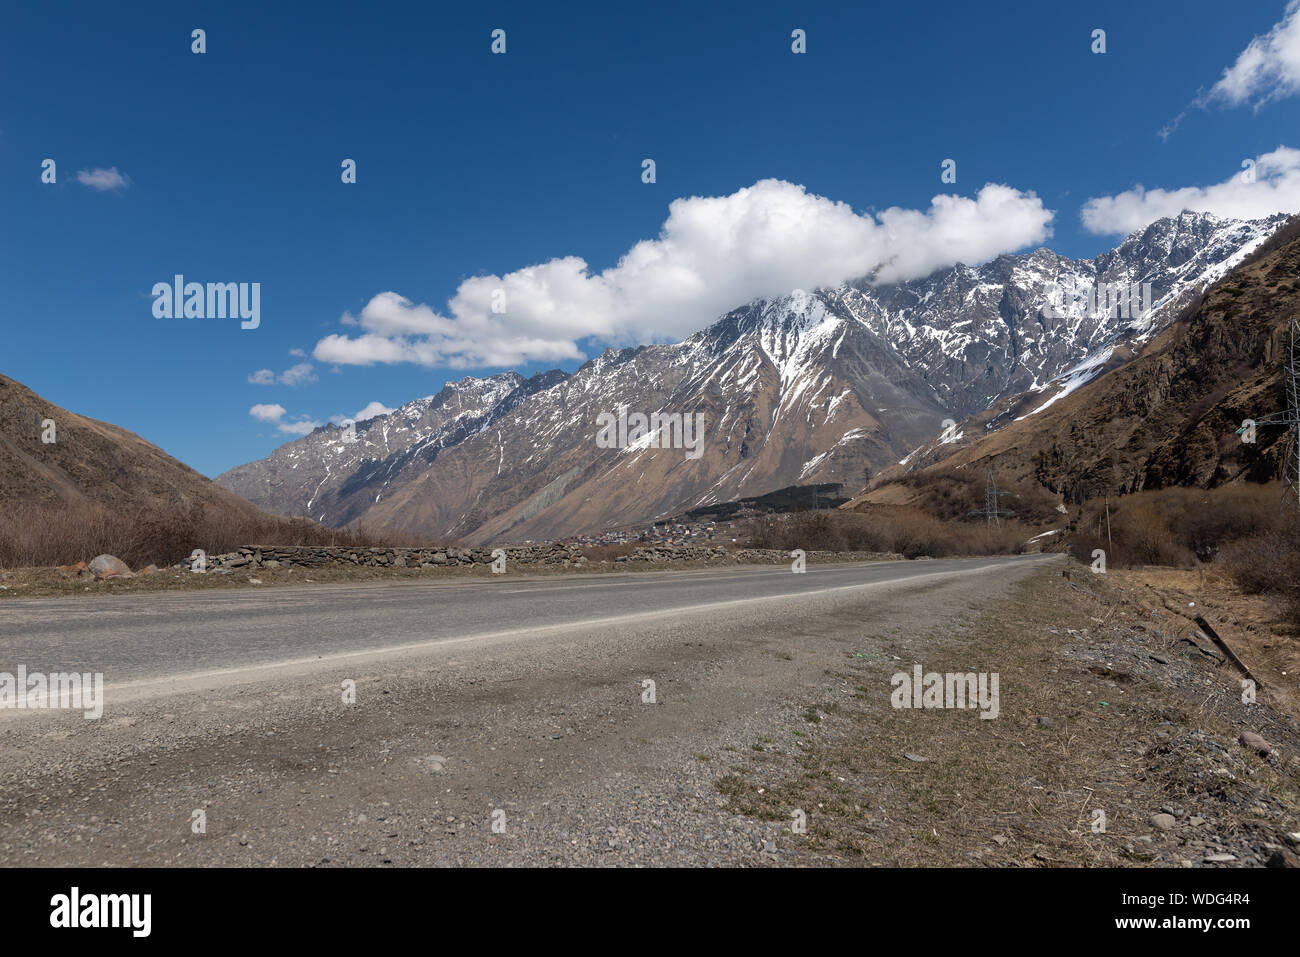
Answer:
xmin=741 ymin=507 xmax=1026 ymax=558
xmin=1219 ymin=511 xmax=1300 ymax=628
xmin=1065 ymin=484 xmax=1280 ymax=570
xmin=0 ymin=501 xmax=437 ymax=570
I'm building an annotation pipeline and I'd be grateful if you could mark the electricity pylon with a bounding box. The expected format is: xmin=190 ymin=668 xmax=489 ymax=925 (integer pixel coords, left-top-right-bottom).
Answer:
xmin=984 ymin=468 xmax=1000 ymax=528
xmin=1246 ymin=316 xmax=1300 ymax=510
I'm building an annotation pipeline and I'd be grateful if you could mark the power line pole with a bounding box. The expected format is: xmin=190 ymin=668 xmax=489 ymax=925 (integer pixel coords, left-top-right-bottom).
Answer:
xmin=1247 ymin=316 xmax=1300 ymax=510
xmin=985 ymin=468 xmax=1000 ymax=528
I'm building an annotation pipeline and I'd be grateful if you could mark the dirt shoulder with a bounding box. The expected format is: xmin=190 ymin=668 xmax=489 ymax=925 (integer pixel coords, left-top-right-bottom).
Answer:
xmin=719 ymin=564 xmax=1300 ymax=866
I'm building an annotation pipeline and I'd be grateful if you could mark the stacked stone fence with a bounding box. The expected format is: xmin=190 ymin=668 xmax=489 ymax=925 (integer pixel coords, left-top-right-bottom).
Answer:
xmin=186 ymin=543 xmax=901 ymax=572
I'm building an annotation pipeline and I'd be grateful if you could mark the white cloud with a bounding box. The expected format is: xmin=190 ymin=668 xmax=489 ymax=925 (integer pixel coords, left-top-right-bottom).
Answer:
xmin=352 ymin=401 xmax=395 ymax=421
xmin=76 ymin=167 xmax=130 ymax=191
xmin=1162 ymin=2 xmax=1300 ymax=138
xmin=1081 ymin=146 xmax=1300 ymax=234
xmin=276 ymin=417 xmax=322 ymax=436
xmin=289 ymin=347 xmax=307 ymax=357
xmin=278 ymin=363 xmax=317 ymax=386
xmin=313 ymin=178 xmax=1053 ymax=369
xmin=327 ymin=401 xmax=397 ymax=429
xmin=248 ymin=363 xmax=317 ymax=386
xmin=248 ymin=402 xmax=319 ymax=435
xmin=249 ymin=403 xmax=286 ymax=422
xmin=1205 ymin=0 xmax=1300 ymax=109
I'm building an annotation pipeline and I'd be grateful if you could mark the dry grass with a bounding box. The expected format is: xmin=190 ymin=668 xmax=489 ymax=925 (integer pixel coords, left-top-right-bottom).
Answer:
xmin=0 ymin=501 xmax=439 ymax=570
xmin=714 ymin=566 xmax=1300 ymax=866
xmin=1120 ymin=564 xmax=1300 ymax=717
xmin=1062 ymin=484 xmax=1300 ymax=628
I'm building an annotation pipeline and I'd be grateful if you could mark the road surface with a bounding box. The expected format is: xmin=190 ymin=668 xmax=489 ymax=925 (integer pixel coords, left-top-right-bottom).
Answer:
xmin=0 ymin=556 xmax=1044 ymax=688
xmin=0 ymin=554 xmax=1054 ymax=866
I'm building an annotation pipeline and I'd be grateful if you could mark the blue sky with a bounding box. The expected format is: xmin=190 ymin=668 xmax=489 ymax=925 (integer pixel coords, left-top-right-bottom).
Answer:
xmin=2 ymin=0 xmax=1298 ymax=476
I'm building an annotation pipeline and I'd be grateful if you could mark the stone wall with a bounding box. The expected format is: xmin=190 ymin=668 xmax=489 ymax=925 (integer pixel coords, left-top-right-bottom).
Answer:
xmin=186 ymin=543 xmax=896 ymax=572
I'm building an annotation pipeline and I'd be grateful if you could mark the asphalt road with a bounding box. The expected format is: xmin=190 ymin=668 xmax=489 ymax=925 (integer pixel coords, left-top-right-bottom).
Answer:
xmin=0 ymin=555 xmax=1047 ymax=688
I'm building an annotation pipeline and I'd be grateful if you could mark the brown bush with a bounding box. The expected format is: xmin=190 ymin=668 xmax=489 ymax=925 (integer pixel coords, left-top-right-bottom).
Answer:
xmin=741 ymin=507 xmax=1027 ymax=558
xmin=1064 ymin=484 xmax=1280 ymax=570
xmin=1219 ymin=511 xmax=1300 ymax=628
xmin=891 ymin=468 xmax=1061 ymax=525
xmin=0 ymin=501 xmax=439 ymax=570
xmin=580 ymin=543 xmax=639 ymax=562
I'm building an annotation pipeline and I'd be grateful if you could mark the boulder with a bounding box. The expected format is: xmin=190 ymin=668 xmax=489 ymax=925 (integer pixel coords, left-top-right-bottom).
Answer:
xmin=1239 ymin=731 xmax=1273 ymax=756
xmin=1266 ymin=847 xmax=1299 ymax=868
xmin=89 ymin=554 xmax=133 ymax=580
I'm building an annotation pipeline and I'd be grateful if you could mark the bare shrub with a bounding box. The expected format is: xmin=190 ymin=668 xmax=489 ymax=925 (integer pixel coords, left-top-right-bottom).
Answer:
xmin=1220 ymin=508 xmax=1300 ymax=604
xmin=0 ymin=501 xmax=440 ymax=570
xmin=580 ymin=543 xmax=638 ymax=562
xmin=741 ymin=507 xmax=1026 ymax=558
xmin=1220 ymin=513 xmax=1300 ymax=628
xmin=1064 ymin=483 xmax=1284 ymax=571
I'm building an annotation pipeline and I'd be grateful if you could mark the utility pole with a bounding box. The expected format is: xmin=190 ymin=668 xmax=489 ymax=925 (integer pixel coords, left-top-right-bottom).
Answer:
xmin=1105 ymin=498 xmax=1113 ymax=551
xmin=1246 ymin=316 xmax=1300 ymax=510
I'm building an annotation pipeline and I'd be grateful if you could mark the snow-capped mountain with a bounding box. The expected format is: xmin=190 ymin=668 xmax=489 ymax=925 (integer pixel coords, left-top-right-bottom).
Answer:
xmin=860 ymin=216 xmax=1300 ymax=506
xmin=216 ymin=210 xmax=1286 ymax=542
xmin=833 ymin=210 xmax=1285 ymax=418
xmin=217 ymin=371 xmax=560 ymax=526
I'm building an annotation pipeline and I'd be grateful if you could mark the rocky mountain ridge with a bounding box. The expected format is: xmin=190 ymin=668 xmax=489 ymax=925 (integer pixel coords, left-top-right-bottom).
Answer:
xmin=216 ymin=210 xmax=1288 ymax=541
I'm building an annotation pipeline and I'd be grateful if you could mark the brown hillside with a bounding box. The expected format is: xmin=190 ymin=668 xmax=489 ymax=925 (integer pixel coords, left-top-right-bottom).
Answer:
xmin=0 ymin=373 xmax=263 ymax=517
